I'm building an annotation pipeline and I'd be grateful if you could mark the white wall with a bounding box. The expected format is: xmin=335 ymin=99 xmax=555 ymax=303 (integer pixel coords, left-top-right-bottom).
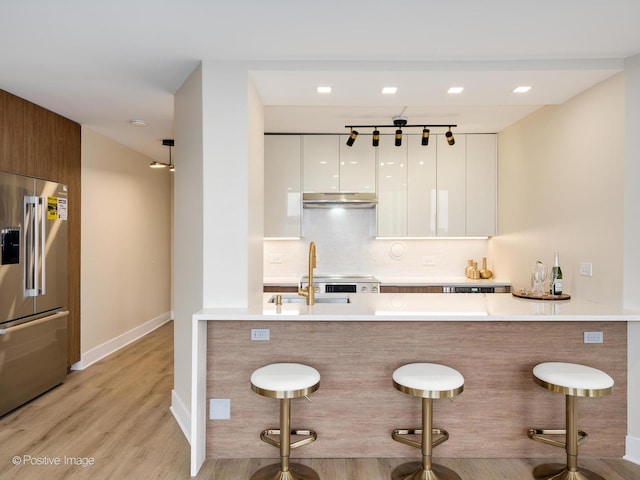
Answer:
xmin=624 ymin=54 xmax=640 ymax=462
xmin=172 ymin=62 xmax=265 ymax=441
xmin=264 ymin=208 xmax=491 ymax=280
xmin=490 ymin=72 xmax=640 ymax=461
xmin=490 ymin=73 xmax=625 ymax=303
xmin=79 ymin=127 xmax=172 ymax=367
xmin=172 ymin=63 xmax=205 ymax=434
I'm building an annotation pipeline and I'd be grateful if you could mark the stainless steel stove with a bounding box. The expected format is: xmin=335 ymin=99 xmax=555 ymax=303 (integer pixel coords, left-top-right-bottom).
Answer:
xmin=300 ymin=275 xmax=380 ymax=294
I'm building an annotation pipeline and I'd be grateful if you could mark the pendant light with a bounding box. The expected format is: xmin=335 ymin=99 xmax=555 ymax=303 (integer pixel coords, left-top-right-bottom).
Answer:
xmin=150 ymin=139 xmax=175 ymax=171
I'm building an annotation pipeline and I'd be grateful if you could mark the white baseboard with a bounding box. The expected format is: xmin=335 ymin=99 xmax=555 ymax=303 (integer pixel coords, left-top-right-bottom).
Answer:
xmin=170 ymin=389 xmax=191 ymax=444
xmin=70 ymin=312 xmax=172 ymax=370
xmin=625 ymin=435 xmax=640 ymax=464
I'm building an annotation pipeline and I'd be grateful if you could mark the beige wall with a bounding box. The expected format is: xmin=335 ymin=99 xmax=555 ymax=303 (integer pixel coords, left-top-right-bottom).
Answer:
xmin=490 ymin=73 xmax=625 ymax=305
xmin=80 ymin=127 xmax=172 ymax=360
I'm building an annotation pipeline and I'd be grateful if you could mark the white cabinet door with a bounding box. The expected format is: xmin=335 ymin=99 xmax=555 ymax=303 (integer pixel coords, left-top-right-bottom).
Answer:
xmin=340 ymin=135 xmax=376 ymax=193
xmin=466 ymin=134 xmax=497 ymax=236
xmin=408 ymin=134 xmax=437 ymax=236
xmin=303 ymin=135 xmax=339 ymax=192
xmin=339 ymin=135 xmax=376 ymax=192
xmin=264 ymin=135 xmax=301 ymax=237
xmin=436 ymin=134 xmax=466 ymax=236
xmin=377 ymin=138 xmax=408 ymax=236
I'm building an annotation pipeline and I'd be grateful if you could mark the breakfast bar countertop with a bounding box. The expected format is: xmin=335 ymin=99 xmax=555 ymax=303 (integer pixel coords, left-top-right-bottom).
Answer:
xmin=193 ymin=292 xmax=640 ymax=322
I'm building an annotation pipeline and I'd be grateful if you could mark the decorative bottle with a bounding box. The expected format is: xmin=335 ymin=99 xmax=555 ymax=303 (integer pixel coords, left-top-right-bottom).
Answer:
xmin=549 ymin=252 xmax=563 ymax=295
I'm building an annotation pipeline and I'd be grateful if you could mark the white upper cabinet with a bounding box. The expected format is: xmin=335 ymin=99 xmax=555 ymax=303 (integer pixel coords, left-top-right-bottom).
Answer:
xmin=264 ymin=135 xmax=301 ymax=237
xmin=265 ymin=132 xmax=497 ymax=238
xmin=466 ymin=134 xmax=497 ymax=236
xmin=302 ymin=135 xmax=339 ymax=192
xmin=377 ymin=136 xmax=408 ymax=236
xmin=339 ymin=135 xmax=376 ymax=192
xmin=407 ymin=134 xmax=437 ymax=237
xmin=436 ymin=133 xmax=467 ymax=236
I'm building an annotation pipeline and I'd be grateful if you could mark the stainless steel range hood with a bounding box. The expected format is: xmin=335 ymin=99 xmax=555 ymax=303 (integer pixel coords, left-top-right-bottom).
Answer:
xmin=302 ymin=192 xmax=377 ymax=208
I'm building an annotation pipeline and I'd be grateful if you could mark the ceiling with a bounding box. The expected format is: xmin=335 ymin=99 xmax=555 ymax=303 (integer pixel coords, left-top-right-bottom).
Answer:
xmin=1 ymin=1 xmax=640 ymax=162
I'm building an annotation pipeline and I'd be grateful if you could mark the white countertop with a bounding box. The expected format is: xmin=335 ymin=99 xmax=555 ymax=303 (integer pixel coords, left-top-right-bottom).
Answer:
xmin=194 ymin=292 xmax=640 ymax=322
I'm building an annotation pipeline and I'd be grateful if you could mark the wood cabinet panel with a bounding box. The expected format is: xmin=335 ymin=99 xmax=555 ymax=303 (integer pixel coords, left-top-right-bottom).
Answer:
xmin=207 ymin=320 xmax=626 ymax=459
xmin=0 ymin=89 xmax=81 ymax=366
xmin=380 ymin=285 xmax=443 ymax=293
xmin=263 ymin=286 xmax=298 ymax=293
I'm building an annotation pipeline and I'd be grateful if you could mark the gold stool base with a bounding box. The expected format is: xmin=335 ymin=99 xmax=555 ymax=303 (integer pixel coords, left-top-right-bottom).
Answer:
xmin=249 ymin=463 xmax=319 ymax=480
xmin=533 ymin=463 xmax=608 ymax=480
xmin=392 ymin=461 xmax=462 ymax=480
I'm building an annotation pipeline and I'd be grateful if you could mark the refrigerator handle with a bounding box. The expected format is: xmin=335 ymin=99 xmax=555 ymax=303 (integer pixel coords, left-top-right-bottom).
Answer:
xmin=23 ymin=196 xmax=37 ymax=297
xmin=37 ymin=196 xmax=46 ymax=295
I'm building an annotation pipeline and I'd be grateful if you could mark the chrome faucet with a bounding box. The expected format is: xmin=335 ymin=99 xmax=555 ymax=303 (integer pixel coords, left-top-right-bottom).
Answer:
xmin=298 ymin=241 xmax=316 ymax=305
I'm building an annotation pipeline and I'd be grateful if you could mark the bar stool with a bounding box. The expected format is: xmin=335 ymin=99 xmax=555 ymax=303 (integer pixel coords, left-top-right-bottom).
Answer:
xmin=250 ymin=363 xmax=321 ymax=480
xmin=391 ymin=363 xmax=464 ymax=480
xmin=527 ymin=362 xmax=614 ymax=480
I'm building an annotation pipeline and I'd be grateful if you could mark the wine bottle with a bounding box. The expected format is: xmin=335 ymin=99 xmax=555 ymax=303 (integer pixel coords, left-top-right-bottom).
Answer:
xmin=549 ymin=252 xmax=563 ymax=295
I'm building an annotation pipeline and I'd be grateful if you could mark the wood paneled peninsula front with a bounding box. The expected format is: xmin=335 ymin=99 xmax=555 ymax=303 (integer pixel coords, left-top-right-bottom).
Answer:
xmin=189 ymin=293 xmax=640 ymax=476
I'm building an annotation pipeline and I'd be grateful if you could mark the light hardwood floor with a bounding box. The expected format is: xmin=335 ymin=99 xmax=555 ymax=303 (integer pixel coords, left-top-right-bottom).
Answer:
xmin=1 ymin=321 xmax=639 ymax=480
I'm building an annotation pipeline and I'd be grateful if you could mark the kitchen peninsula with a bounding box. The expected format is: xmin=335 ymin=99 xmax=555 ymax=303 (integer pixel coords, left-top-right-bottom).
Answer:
xmin=189 ymin=293 xmax=640 ymax=476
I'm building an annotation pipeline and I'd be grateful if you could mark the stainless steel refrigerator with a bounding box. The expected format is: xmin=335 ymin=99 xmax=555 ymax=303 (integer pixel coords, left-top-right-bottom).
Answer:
xmin=0 ymin=170 xmax=69 ymax=416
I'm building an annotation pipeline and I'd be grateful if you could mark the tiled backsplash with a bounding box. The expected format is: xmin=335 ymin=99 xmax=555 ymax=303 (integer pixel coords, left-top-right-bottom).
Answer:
xmin=264 ymin=208 xmax=490 ymax=280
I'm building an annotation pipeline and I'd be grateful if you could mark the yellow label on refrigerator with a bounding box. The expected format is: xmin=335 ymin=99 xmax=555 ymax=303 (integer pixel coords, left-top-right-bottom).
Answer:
xmin=47 ymin=196 xmax=59 ymax=220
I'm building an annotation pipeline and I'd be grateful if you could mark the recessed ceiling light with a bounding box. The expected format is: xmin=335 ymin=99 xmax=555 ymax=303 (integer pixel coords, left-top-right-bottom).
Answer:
xmin=513 ymin=86 xmax=532 ymax=93
xmin=382 ymin=87 xmax=398 ymax=94
xmin=317 ymin=86 xmax=332 ymax=94
xmin=129 ymin=119 xmax=147 ymax=127
xmin=447 ymin=87 xmax=464 ymax=94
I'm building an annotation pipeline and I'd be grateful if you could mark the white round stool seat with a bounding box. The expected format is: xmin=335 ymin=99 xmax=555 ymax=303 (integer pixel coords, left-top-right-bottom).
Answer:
xmin=533 ymin=362 xmax=614 ymax=397
xmin=251 ymin=363 xmax=320 ymax=399
xmin=393 ymin=363 xmax=464 ymax=399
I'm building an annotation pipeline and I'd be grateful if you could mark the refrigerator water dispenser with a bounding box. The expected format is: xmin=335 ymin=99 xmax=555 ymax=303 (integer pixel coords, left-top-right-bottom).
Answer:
xmin=1 ymin=227 xmax=20 ymax=265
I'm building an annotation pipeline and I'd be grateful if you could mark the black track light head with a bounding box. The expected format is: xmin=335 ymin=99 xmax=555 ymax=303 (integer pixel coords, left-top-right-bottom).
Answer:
xmin=395 ymin=129 xmax=402 ymax=147
xmin=421 ymin=128 xmax=430 ymax=146
xmin=372 ymin=129 xmax=380 ymax=147
xmin=446 ymin=128 xmax=455 ymax=146
xmin=346 ymin=129 xmax=358 ymax=147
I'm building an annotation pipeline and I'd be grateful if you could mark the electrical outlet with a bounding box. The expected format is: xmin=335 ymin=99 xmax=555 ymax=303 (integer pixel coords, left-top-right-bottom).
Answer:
xmin=209 ymin=399 xmax=231 ymax=419
xmin=251 ymin=328 xmax=270 ymax=341
xmin=270 ymin=253 xmax=283 ymax=264
xmin=579 ymin=262 xmax=593 ymax=277
xmin=422 ymin=256 xmax=436 ymax=266
xmin=583 ymin=331 xmax=603 ymax=344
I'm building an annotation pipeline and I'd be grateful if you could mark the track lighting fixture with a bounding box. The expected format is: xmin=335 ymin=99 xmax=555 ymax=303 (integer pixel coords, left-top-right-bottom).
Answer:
xmin=395 ymin=129 xmax=402 ymax=147
xmin=446 ymin=127 xmax=455 ymax=146
xmin=372 ymin=129 xmax=380 ymax=147
xmin=421 ymin=128 xmax=430 ymax=146
xmin=346 ymin=128 xmax=359 ymax=147
xmin=150 ymin=139 xmax=175 ymax=171
xmin=345 ymin=118 xmax=457 ymax=148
